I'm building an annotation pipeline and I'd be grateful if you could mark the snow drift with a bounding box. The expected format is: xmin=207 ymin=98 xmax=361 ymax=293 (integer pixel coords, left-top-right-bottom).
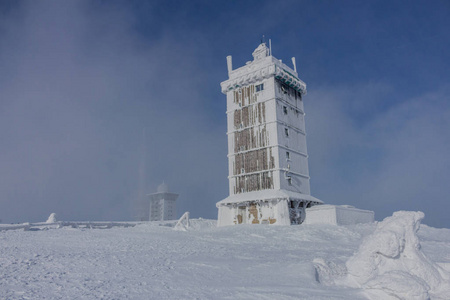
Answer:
xmin=343 ymin=211 xmax=450 ymax=300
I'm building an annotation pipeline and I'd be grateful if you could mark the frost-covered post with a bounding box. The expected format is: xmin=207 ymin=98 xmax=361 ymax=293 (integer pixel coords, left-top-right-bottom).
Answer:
xmin=216 ymin=42 xmax=322 ymax=226
xmin=174 ymin=212 xmax=190 ymax=231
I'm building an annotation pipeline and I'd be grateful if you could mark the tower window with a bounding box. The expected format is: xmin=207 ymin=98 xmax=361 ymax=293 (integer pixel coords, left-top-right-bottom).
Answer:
xmin=285 ymin=128 xmax=289 ymax=137
xmin=283 ymin=106 xmax=288 ymax=115
xmin=256 ymin=84 xmax=264 ymax=92
xmin=287 ymin=177 xmax=292 ymax=185
xmin=286 ymin=151 xmax=290 ymax=160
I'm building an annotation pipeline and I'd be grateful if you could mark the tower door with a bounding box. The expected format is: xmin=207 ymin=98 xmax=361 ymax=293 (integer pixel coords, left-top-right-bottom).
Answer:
xmin=237 ymin=206 xmax=247 ymax=224
xmin=289 ymin=200 xmax=306 ymax=224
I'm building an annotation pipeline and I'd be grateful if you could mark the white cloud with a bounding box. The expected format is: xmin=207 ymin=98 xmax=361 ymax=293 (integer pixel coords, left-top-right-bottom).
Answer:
xmin=306 ymin=84 xmax=450 ymax=227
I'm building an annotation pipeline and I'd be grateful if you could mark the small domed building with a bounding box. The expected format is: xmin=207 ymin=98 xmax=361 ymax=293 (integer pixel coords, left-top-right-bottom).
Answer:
xmin=148 ymin=183 xmax=179 ymax=221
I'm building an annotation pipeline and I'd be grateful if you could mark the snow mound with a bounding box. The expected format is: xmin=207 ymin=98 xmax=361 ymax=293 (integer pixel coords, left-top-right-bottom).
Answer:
xmin=313 ymin=258 xmax=347 ymax=285
xmin=343 ymin=211 xmax=450 ymax=300
xmin=46 ymin=213 xmax=57 ymax=223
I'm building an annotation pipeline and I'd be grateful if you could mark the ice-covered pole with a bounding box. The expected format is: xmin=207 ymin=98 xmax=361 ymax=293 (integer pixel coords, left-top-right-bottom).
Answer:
xmin=226 ymin=55 xmax=233 ymax=75
xmin=269 ymin=39 xmax=272 ymax=56
xmin=291 ymin=57 xmax=297 ymax=73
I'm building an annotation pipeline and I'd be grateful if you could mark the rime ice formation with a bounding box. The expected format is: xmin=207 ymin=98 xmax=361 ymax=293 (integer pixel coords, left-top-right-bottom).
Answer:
xmin=217 ymin=42 xmax=322 ymax=226
xmin=46 ymin=213 xmax=57 ymax=223
xmin=343 ymin=211 xmax=450 ymax=300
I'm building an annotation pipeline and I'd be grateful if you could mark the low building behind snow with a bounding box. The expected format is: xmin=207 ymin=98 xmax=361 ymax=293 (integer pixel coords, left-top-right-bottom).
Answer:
xmin=303 ymin=205 xmax=374 ymax=225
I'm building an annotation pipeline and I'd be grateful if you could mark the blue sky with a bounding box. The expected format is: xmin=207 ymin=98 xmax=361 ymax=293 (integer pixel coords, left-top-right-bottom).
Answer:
xmin=0 ymin=0 xmax=449 ymax=227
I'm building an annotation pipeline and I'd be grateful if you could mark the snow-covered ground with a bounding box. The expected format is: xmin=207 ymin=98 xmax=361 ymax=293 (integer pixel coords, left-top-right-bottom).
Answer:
xmin=1 ymin=213 xmax=449 ymax=299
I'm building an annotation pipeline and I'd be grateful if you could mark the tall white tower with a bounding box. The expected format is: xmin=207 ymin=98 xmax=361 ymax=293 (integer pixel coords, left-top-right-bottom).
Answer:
xmin=216 ymin=42 xmax=322 ymax=226
xmin=148 ymin=183 xmax=179 ymax=221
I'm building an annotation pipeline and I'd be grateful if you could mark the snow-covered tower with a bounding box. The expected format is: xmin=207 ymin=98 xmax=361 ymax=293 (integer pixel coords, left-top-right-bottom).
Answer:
xmin=216 ymin=42 xmax=322 ymax=226
xmin=148 ymin=183 xmax=179 ymax=221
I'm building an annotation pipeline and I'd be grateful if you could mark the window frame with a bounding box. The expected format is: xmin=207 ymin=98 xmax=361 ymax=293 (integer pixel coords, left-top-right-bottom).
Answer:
xmin=256 ymin=83 xmax=264 ymax=92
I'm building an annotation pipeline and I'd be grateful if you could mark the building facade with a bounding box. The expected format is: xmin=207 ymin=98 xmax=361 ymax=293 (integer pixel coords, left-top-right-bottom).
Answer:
xmin=148 ymin=183 xmax=178 ymax=221
xmin=216 ymin=42 xmax=322 ymax=226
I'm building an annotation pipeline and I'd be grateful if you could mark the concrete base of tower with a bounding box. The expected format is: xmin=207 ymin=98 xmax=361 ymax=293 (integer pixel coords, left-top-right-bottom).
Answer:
xmin=216 ymin=190 xmax=323 ymax=226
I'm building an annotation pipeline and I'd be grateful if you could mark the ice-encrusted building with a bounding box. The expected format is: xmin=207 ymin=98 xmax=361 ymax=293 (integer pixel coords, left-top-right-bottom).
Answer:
xmin=148 ymin=183 xmax=179 ymax=221
xmin=216 ymin=42 xmax=323 ymax=226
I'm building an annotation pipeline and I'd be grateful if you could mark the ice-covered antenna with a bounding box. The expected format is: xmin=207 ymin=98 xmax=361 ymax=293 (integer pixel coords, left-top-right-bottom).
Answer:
xmin=269 ymin=39 xmax=272 ymax=56
xmin=226 ymin=55 xmax=233 ymax=74
xmin=291 ymin=57 xmax=297 ymax=73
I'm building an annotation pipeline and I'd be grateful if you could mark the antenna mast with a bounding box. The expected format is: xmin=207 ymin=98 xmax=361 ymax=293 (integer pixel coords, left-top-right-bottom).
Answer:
xmin=269 ymin=39 xmax=272 ymax=56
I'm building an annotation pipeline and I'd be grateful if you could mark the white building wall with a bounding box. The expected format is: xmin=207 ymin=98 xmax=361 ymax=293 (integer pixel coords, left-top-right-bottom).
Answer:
xmin=217 ymin=205 xmax=234 ymax=227
xmin=303 ymin=205 xmax=374 ymax=225
xmin=226 ymin=78 xmax=279 ymax=195
xmin=274 ymin=200 xmax=291 ymax=226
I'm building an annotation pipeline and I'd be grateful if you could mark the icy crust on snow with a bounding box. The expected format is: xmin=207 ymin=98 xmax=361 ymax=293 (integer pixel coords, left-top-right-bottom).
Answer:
xmin=342 ymin=211 xmax=450 ymax=300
